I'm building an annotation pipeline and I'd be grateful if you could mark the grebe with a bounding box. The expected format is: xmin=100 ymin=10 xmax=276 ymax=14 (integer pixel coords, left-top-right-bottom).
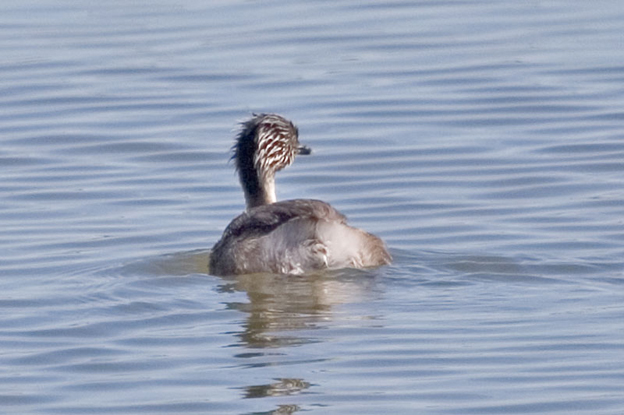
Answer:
xmin=209 ymin=114 xmax=391 ymax=276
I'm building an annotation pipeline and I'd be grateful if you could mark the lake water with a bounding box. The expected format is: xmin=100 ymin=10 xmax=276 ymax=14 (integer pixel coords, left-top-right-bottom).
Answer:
xmin=1 ymin=1 xmax=624 ymax=414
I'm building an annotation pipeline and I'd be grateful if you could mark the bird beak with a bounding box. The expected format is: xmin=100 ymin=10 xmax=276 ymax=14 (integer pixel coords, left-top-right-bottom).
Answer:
xmin=298 ymin=145 xmax=312 ymax=155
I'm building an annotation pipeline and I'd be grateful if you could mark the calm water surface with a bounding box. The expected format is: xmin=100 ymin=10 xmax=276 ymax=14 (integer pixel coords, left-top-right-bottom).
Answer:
xmin=1 ymin=1 xmax=624 ymax=414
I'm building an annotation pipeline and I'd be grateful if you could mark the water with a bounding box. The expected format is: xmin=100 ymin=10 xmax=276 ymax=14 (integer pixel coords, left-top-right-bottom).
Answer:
xmin=1 ymin=0 xmax=624 ymax=413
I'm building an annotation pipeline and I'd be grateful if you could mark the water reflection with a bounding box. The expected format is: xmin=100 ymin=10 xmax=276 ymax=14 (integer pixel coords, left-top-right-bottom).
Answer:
xmin=238 ymin=380 xmax=308 ymax=415
xmin=240 ymin=378 xmax=311 ymax=399
xmin=218 ymin=269 xmax=379 ymax=349
xmin=217 ymin=267 xmax=380 ymax=410
xmin=129 ymin=250 xmax=381 ymax=350
xmin=241 ymin=403 xmax=302 ymax=415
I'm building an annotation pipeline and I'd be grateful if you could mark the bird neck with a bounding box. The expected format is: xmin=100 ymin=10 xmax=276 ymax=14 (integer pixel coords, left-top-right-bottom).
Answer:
xmin=240 ymin=167 xmax=276 ymax=209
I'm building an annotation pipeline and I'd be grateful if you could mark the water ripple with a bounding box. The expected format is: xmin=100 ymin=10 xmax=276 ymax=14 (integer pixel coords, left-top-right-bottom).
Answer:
xmin=1 ymin=0 xmax=624 ymax=414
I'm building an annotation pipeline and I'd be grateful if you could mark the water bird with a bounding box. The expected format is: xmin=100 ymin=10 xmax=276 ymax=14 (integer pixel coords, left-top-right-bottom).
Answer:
xmin=209 ymin=114 xmax=391 ymax=275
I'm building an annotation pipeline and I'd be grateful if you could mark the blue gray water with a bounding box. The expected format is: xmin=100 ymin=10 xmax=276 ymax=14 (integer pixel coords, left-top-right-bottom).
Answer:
xmin=1 ymin=1 xmax=624 ymax=414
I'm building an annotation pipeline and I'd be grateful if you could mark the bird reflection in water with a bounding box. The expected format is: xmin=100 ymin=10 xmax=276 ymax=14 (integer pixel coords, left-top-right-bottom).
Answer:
xmin=218 ymin=269 xmax=378 ymax=349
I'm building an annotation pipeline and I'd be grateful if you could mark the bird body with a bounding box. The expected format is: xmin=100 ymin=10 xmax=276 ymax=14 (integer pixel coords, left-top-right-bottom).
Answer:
xmin=209 ymin=114 xmax=391 ymax=276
